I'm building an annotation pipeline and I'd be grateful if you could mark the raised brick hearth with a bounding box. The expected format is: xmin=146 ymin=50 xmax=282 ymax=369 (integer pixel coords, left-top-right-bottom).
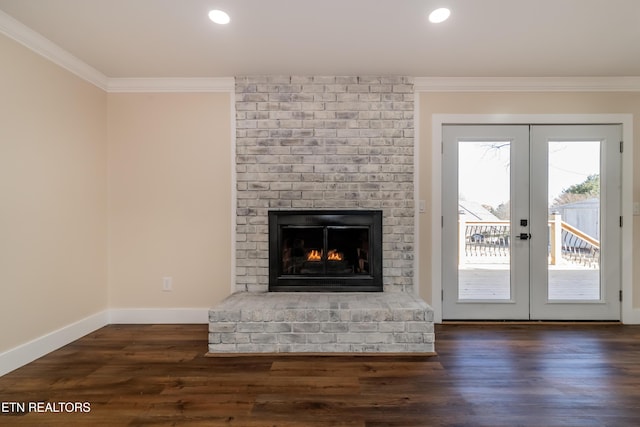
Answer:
xmin=208 ymin=292 xmax=434 ymax=353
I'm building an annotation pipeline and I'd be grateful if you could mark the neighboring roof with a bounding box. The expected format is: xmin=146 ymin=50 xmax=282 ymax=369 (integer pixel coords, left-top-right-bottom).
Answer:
xmin=458 ymin=200 xmax=499 ymax=221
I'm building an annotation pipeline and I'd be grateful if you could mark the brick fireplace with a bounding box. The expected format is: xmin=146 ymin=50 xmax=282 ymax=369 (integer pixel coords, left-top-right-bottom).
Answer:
xmin=208 ymin=76 xmax=434 ymax=354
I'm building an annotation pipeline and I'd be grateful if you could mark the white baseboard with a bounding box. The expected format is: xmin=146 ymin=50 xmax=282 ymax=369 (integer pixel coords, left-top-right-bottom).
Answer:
xmin=0 ymin=310 xmax=109 ymax=377
xmin=0 ymin=308 xmax=210 ymax=377
xmin=623 ymin=306 xmax=640 ymax=324
xmin=108 ymin=308 xmax=210 ymax=324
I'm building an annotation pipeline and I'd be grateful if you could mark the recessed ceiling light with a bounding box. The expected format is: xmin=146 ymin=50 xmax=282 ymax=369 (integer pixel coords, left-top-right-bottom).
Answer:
xmin=209 ymin=9 xmax=230 ymax=25
xmin=429 ymin=7 xmax=451 ymax=24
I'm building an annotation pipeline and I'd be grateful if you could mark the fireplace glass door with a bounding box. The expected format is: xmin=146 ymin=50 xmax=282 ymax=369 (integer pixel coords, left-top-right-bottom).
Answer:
xmin=281 ymin=226 xmax=370 ymax=276
xmin=269 ymin=210 xmax=382 ymax=292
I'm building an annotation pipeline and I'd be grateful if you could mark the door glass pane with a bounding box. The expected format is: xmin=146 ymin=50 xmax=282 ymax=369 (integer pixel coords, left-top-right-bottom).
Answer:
xmin=458 ymin=141 xmax=511 ymax=300
xmin=548 ymin=141 xmax=600 ymax=300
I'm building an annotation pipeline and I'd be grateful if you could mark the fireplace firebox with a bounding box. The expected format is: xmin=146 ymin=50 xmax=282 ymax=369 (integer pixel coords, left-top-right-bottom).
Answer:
xmin=268 ymin=210 xmax=382 ymax=292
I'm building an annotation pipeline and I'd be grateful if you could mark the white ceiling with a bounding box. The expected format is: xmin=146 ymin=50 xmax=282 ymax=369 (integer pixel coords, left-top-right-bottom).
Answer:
xmin=0 ymin=0 xmax=639 ymax=79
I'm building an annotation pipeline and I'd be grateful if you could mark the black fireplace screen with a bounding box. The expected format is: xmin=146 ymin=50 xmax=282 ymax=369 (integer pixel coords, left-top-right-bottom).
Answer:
xmin=269 ymin=210 xmax=382 ymax=292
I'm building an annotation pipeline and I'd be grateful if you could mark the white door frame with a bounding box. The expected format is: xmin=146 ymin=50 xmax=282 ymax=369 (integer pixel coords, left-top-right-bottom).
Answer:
xmin=442 ymin=125 xmax=531 ymax=319
xmin=429 ymin=114 xmax=635 ymax=323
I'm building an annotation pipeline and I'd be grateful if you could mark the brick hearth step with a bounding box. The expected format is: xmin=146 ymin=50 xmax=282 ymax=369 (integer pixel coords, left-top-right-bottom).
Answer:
xmin=208 ymin=292 xmax=434 ymax=354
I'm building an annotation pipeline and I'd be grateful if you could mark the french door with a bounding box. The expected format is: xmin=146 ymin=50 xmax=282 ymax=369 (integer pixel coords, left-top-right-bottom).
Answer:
xmin=442 ymin=124 xmax=621 ymax=320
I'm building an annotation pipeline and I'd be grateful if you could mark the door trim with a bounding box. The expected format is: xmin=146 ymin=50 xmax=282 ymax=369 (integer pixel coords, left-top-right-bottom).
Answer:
xmin=429 ymin=114 xmax=635 ymax=324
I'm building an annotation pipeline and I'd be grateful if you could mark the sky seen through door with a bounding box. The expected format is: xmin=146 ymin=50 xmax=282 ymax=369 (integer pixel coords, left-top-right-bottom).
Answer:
xmin=459 ymin=140 xmax=600 ymax=209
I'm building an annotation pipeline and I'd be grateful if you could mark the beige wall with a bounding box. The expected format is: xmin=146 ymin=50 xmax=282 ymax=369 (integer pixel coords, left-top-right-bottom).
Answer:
xmin=107 ymin=92 xmax=233 ymax=309
xmin=0 ymin=35 xmax=108 ymax=353
xmin=417 ymin=91 xmax=640 ymax=308
xmin=0 ymin=32 xmax=233 ymax=357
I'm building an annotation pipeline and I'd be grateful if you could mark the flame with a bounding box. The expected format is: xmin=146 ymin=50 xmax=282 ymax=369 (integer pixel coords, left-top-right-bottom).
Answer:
xmin=306 ymin=249 xmax=343 ymax=261
xmin=307 ymin=250 xmax=322 ymax=261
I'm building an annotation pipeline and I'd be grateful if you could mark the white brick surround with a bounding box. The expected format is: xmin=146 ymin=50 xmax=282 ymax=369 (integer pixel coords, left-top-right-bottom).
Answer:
xmin=234 ymin=76 xmax=415 ymax=293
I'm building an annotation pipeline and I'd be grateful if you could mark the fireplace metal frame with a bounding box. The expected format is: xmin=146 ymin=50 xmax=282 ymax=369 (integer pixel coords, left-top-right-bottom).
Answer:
xmin=268 ymin=210 xmax=383 ymax=292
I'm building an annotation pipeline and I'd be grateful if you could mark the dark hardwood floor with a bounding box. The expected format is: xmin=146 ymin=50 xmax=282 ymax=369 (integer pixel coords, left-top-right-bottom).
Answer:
xmin=1 ymin=323 xmax=640 ymax=426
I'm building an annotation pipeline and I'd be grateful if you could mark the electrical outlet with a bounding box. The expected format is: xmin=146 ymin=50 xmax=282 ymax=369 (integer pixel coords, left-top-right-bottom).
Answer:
xmin=634 ymin=202 xmax=640 ymax=216
xmin=162 ymin=277 xmax=173 ymax=292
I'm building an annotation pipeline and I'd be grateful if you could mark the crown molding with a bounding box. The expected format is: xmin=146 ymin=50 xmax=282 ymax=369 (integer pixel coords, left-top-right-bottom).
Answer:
xmin=414 ymin=77 xmax=640 ymax=92
xmin=107 ymin=77 xmax=235 ymax=93
xmin=0 ymin=9 xmax=109 ymax=90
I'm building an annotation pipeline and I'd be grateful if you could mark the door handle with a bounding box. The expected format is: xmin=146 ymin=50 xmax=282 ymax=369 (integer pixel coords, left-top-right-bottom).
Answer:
xmin=517 ymin=233 xmax=532 ymax=240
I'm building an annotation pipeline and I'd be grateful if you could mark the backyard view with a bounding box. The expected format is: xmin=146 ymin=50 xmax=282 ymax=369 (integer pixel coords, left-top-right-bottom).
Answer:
xmin=458 ymin=140 xmax=600 ymax=301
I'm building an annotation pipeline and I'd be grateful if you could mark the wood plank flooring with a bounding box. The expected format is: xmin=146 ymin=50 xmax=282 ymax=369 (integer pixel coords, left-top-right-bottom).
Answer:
xmin=1 ymin=323 xmax=640 ymax=426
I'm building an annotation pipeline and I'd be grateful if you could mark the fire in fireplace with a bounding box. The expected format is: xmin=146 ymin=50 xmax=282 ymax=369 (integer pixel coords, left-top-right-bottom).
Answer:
xmin=268 ymin=210 xmax=383 ymax=292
